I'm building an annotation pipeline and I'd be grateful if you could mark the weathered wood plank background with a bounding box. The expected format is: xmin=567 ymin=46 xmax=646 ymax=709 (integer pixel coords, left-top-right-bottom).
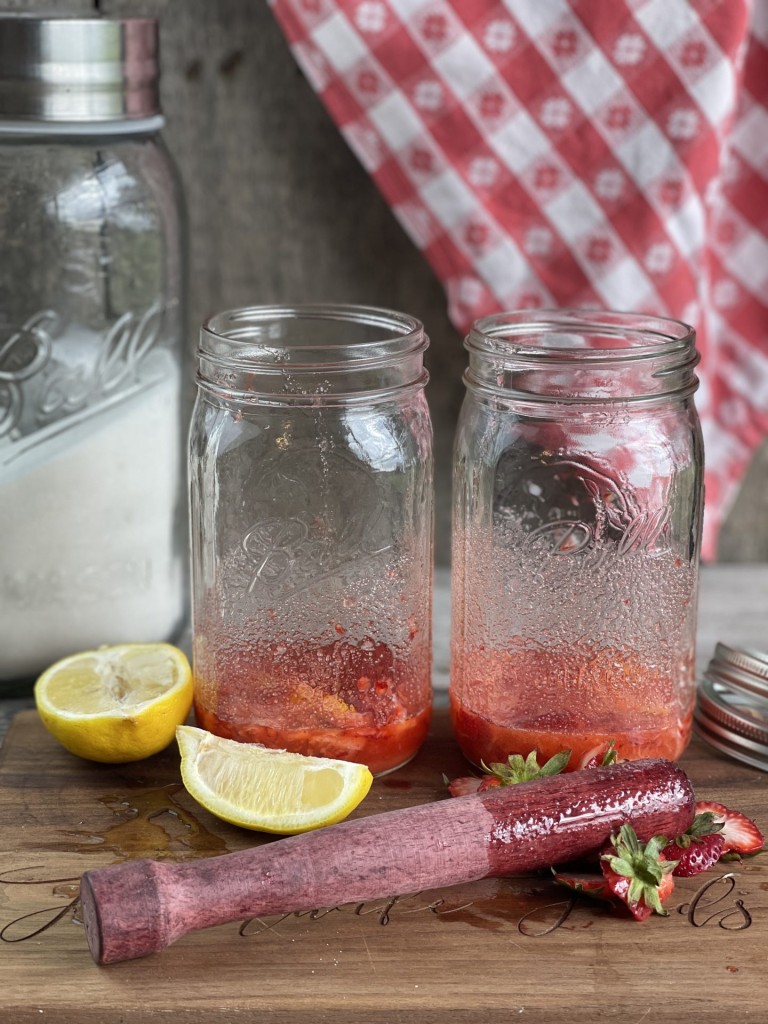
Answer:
xmin=7 ymin=0 xmax=768 ymax=564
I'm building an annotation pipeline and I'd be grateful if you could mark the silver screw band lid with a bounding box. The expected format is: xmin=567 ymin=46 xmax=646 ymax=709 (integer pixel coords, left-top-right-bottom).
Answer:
xmin=707 ymin=642 xmax=768 ymax=694
xmin=0 ymin=15 xmax=160 ymax=122
xmin=694 ymin=643 xmax=768 ymax=772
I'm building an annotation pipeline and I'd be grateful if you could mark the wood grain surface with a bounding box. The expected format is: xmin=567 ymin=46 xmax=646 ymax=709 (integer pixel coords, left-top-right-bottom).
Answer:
xmin=1 ymin=708 xmax=767 ymax=1023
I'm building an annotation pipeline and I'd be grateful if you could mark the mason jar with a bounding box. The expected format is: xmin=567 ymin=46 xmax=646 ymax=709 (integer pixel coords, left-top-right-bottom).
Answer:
xmin=450 ymin=310 xmax=704 ymax=769
xmin=0 ymin=16 xmax=187 ymax=687
xmin=189 ymin=305 xmax=434 ymax=775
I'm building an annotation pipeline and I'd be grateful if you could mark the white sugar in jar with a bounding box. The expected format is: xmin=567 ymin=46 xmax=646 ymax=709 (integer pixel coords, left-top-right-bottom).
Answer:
xmin=0 ymin=16 xmax=188 ymax=684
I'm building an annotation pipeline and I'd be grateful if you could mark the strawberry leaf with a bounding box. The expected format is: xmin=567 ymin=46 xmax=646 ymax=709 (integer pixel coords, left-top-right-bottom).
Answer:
xmin=601 ymin=824 xmax=677 ymax=918
xmin=481 ymin=748 xmax=571 ymax=785
xmin=599 ymin=740 xmax=618 ymax=766
xmin=669 ymin=811 xmax=724 ymax=849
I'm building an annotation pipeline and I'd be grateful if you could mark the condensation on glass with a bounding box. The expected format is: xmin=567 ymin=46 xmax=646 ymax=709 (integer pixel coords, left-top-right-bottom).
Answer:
xmin=0 ymin=16 xmax=188 ymax=685
xmin=189 ymin=305 xmax=434 ymax=775
xmin=450 ymin=310 xmax=704 ymax=769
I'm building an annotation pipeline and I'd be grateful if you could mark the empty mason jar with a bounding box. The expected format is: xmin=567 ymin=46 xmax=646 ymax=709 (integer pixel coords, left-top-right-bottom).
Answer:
xmin=189 ymin=305 xmax=434 ymax=775
xmin=0 ymin=16 xmax=187 ymax=686
xmin=450 ymin=310 xmax=704 ymax=769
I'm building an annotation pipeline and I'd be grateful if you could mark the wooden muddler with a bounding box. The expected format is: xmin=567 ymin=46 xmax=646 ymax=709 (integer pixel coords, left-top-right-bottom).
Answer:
xmin=80 ymin=758 xmax=694 ymax=965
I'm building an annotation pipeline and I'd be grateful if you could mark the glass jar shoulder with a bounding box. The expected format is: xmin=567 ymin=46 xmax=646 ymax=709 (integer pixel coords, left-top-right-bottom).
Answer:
xmin=0 ymin=131 xmax=183 ymax=335
xmin=190 ymin=390 xmax=433 ymax=474
xmin=455 ymin=391 xmax=702 ymax=468
xmin=453 ymin=391 xmax=703 ymax=561
xmin=0 ymin=132 xmax=178 ymax=214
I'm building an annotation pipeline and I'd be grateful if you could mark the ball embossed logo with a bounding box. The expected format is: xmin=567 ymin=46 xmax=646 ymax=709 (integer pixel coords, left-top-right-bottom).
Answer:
xmin=242 ymin=448 xmax=392 ymax=596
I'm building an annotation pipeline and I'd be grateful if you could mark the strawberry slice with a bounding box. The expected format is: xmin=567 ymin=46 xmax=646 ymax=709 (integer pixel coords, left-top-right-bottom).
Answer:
xmin=576 ymin=739 xmax=619 ymax=771
xmin=477 ymin=775 xmax=501 ymax=791
xmin=552 ymin=869 xmax=613 ymax=902
xmin=445 ymin=776 xmax=482 ymax=798
xmin=662 ymin=812 xmax=725 ymax=877
xmin=600 ymin=824 xmax=676 ymax=920
xmin=694 ymin=801 xmax=764 ymax=855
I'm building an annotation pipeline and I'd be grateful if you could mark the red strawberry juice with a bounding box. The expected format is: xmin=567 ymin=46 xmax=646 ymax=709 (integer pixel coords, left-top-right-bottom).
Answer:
xmin=449 ymin=310 xmax=703 ymax=770
xmin=449 ymin=521 xmax=699 ymax=769
xmin=193 ymin=630 xmax=431 ymax=776
xmin=450 ymin=642 xmax=694 ymax=769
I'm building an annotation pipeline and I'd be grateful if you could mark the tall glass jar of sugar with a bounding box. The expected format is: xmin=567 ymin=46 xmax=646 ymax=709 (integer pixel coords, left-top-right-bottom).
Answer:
xmin=189 ymin=305 xmax=434 ymax=776
xmin=450 ymin=310 xmax=704 ymax=770
xmin=0 ymin=16 xmax=187 ymax=688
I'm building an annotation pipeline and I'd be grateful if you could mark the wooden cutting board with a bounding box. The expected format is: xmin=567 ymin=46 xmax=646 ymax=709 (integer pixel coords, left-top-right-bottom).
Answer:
xmin=1 ymin=708 xmax=767 ymax=1023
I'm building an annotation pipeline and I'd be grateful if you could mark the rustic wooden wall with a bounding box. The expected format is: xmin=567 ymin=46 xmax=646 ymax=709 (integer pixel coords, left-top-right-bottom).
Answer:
xmin=7 ymin=0 xmax=768 ymax=564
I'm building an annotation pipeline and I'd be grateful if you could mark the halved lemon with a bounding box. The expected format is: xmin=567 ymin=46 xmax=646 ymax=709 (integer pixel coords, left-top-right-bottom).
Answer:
xmin=34 ymin=643 xmax=193 ymax=763
xmin=176 ymin=725 xmax=373 ymax=834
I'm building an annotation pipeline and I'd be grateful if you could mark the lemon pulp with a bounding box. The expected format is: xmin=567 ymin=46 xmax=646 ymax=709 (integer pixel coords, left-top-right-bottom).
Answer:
xmin=34 ymin=643 xmax=193 ymax=763
xmin=176 ymin=725 xmax=373 ymax=834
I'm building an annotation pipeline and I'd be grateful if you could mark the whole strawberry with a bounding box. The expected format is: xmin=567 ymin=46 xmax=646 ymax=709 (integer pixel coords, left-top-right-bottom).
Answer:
xmin=662 ymin=812 xmax=725 ymax=877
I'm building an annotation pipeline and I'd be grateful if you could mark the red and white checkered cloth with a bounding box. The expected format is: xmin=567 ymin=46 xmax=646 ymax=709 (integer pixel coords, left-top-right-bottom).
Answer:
xmin=270 ymin=0 xmax=768 ymax=560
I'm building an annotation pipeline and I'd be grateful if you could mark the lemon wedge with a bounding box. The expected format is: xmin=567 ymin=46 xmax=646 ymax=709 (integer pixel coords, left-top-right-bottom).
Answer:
xmin=34 ymin=643 xmax=193 ymax=763
xmin=176 ymin=725 xmax=373 ymax=834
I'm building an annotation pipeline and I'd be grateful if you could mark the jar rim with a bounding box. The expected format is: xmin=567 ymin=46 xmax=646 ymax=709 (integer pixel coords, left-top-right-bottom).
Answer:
xmin=197 ymin=304 xmax=429 ymax=402
xmin=468 ymin=308 xmax=695 ymax=361
xmin=201 ymin=303 xmax=427 ymax=368
xmin=464 ymin=308 xmax=699 ymax=403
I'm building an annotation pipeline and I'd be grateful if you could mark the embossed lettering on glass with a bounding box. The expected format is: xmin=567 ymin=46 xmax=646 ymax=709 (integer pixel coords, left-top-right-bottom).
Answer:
xmin=189 ymin=305 xmax=434 ymax=775
xmin=0 ymin=16 xmax=187 ymax=684
xmin=450 ymin=310 xmax=703 ymax=768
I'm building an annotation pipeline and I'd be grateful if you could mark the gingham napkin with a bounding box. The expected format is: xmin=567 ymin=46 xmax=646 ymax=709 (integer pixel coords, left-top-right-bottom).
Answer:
xmin=270 ymin=0 xmax=768 ymax=559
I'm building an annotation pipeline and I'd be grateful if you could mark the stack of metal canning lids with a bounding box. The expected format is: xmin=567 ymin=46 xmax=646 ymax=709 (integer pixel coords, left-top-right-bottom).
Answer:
xmin=694 ymin=643 xmax=768 ymax=771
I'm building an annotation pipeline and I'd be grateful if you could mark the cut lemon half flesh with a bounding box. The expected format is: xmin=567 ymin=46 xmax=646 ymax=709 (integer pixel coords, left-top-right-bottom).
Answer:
xmin=34 ymin=643 xmax=193 ymax=763
xmin=176 ymin=725 xmax=373 ymax=834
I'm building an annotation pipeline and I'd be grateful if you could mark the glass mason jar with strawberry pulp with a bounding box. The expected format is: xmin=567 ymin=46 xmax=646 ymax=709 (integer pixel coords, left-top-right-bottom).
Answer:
xmin=450 ymin=310 xmax=704 ymax=770
xmin=189 ymin=305 xmax=433 ymax=776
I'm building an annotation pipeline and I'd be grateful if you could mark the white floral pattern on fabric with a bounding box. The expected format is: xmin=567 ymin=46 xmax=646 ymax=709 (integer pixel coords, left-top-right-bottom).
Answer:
xmin=270 ymin=0 xmax=768 ymax=559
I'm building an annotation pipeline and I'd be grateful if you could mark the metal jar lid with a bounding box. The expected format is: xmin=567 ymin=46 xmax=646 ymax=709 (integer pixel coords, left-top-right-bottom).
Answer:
xmin=0 ymin=15 xmax=160 ymax=122
xmin=694 ymin=643 xmax=768 ymax=772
